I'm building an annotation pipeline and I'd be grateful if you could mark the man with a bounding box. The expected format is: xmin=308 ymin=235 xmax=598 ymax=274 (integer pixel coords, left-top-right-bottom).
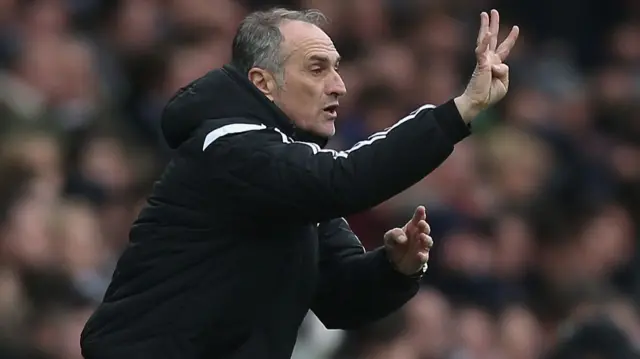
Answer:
xmin=80 ymin=7 xmax=518 ymax=359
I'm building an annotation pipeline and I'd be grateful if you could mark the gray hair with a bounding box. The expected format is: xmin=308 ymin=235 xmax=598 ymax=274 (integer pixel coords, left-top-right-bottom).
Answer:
xmin=231 ymin=8 xmax=328 ymax=80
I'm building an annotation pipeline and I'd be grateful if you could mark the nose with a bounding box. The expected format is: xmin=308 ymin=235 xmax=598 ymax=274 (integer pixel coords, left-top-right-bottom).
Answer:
xmin=327 ymin=72 xmax=347 ymax=98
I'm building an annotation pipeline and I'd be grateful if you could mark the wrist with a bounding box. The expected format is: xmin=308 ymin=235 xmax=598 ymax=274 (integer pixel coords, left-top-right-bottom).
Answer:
xmin=454 ymin=95 xmax=483 ymax=124
xmin=384 ymin=249 xmax=427 ymax=279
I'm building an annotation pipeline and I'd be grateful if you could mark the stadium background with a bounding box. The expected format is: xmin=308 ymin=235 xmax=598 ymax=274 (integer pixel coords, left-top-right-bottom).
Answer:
xmin=0 ymin=0 xmax=639 ymax=358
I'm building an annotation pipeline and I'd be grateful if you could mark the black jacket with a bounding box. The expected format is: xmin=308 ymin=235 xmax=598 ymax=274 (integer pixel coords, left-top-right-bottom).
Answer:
xmin=80 ymin=65 xmax=471 ymax=359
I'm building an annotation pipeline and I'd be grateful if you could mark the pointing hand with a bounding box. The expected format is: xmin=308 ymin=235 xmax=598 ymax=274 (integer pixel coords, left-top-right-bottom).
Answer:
xmin=384 ymin=206 xmax=433 ymax=276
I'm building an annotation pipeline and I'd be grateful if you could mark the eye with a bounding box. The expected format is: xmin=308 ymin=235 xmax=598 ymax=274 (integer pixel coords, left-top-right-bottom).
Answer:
xmin=311 ymin=68 xmax=323 ymax=75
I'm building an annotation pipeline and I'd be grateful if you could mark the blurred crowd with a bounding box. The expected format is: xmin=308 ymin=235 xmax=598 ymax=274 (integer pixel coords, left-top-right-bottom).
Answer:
xmin=0 ymin=0 xmax=639 ymax=358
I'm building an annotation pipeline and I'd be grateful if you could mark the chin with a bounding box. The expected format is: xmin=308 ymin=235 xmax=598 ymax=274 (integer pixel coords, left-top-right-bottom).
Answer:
xmin=297 ymin=118 xmax=336 ymax=139
xmin=317 ymin=123 xmax=336 ymax=138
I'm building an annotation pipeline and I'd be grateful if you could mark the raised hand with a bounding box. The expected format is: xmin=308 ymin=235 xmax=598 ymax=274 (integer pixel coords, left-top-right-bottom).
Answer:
xmin=455 ymin=9 xmax=519 ymax=122
xmin=384 ymin=206 xmax=433 ymax=276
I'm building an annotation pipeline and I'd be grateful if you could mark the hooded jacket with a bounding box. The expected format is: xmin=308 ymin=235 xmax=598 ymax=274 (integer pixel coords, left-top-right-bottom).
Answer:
xmin=80 ymin=65 xmax=470 ymax=359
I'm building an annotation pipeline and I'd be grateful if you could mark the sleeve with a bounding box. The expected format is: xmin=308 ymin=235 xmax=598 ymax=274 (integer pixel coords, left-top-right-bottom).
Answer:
xmin=310 ymin=218 xmax=419 ymax=330
xmin=203 ymin=99 xmax=469 ymax=222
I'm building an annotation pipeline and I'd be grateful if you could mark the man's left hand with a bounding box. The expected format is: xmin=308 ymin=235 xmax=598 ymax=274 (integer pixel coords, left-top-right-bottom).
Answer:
xmin=384 ymin=206 xmax=433 ymax=276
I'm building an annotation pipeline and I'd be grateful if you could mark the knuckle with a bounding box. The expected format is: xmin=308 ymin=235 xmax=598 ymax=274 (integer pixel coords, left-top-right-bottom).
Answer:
xmin=385 ymin=228 xmax=404 ymax=240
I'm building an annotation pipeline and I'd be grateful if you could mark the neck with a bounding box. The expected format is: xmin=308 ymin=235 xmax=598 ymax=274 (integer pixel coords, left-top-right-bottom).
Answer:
xmin=291 ymin=125 xmax=330 ymax=148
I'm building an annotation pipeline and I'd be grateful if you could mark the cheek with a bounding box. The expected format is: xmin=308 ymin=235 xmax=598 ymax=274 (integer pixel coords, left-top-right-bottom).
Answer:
xmin=293 ymin=80 xmax=322 ymax=105
xmin=284 ymin=83 xmax=321 ymax=112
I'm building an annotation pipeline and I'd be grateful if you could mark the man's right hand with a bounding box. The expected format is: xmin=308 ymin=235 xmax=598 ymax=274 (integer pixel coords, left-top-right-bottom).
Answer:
xmin=455 ymin=9 xmax=519 ymax=123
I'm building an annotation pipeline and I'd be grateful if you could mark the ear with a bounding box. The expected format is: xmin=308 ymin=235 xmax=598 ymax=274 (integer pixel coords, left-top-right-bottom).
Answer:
xmin=248 ymin=68 xmax=278 ymax=101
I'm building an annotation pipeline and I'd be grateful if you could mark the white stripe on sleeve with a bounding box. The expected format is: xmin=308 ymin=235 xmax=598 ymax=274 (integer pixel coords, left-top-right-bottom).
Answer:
xmin=202 ymin=103 xmax=435 ymax=155
xmin=203 ymin=123 xmax=267 ymax=151
xmin=345 ymin=104 xmax=436 ymax=154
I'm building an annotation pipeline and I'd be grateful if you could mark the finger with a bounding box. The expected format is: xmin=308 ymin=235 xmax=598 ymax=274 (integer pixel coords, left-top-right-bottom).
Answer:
xmin=417 ymin=251 xmax=429 ymax=263
xmin=489 ymin=9 xmax=499 ymax=51
xmin=412 ymin=206 xmax=426 ymax=225
xmin=416 ymin=220 xmax=431 ymax=235
xmin=418 ymin=233 xmax=434 ymax=249
xmin=476 ymin=12 xmax=489 ymax=46
xmin=384 ymin=228 xmax=407 ymax=246
xmin=476 ymin=31 xmax=492 ymax=66
xmin=491 ymin=63 xmax=509 ymax=78
xmin=424 ymin=234 xmax=434 ymax=249
xmin=497 ymin=25 xmax=520 ymax=61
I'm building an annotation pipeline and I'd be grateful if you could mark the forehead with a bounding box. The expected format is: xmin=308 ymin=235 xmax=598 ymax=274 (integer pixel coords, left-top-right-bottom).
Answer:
xmin=279 ymin=20 xmax=339 ymax=62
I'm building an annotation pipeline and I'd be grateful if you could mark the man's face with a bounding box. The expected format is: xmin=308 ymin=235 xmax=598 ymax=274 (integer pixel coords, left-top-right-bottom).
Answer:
xmin=252 ymin=21 xmax=346 ymax=138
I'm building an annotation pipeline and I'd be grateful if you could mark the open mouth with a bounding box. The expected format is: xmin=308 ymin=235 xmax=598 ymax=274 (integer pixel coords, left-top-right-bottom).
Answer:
xmin=323 ymin=104 xmax=339 ymax=117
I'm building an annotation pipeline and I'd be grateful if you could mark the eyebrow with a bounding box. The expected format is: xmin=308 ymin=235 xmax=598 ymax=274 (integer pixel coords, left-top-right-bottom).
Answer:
xmin=309 ymin=54 xmax=341 ymax=66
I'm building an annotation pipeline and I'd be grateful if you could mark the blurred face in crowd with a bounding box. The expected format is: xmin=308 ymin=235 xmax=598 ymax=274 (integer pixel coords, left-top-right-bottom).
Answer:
xmin=498 ymin=306 xmax=543 ymax=359
xmin=250 ymin=20 xmax=347 ymax=138
xmin=457 ymin=307 xmax=495 ymax=357
xmin=406 ymin=289 xmax=452 ymax=357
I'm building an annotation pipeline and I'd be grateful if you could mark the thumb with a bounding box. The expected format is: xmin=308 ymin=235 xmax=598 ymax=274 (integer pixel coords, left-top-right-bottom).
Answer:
xmin=412 ymin=206 xmax=426 ymax=225
xmin=491 ymin=64 xmax=509 ymax=78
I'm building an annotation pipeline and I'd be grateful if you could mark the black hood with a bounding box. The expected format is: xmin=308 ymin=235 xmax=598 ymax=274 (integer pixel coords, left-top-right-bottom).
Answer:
xmin=160 ymin=64 xmax=329 ymax=149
